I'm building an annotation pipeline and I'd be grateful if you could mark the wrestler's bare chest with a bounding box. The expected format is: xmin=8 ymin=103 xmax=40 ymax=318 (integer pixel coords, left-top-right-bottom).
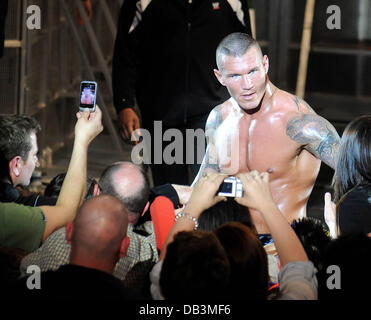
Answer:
xmin=216 ymin=108 xmax=299 ymax=178
xmin=211 ymin=96 xmax=323 ymax=233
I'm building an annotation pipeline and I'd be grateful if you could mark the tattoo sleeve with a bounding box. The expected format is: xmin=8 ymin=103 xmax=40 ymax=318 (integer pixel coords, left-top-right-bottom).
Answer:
xmin=286 ymin=113 xmax=340 ymax=169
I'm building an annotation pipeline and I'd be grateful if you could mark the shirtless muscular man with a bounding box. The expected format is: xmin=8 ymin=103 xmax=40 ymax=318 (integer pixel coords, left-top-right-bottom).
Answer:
xmin=195 ymin=33 xmax=340 ymax=234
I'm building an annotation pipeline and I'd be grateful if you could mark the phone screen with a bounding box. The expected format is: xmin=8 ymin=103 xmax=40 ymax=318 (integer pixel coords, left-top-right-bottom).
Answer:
xmin=218 ymin=182 xmax=233 ymax=194
xmin=80 ymin=82 xmax=97 ymax=110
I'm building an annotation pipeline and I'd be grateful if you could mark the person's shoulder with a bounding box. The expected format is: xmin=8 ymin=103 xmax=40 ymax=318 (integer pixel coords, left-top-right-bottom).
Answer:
xmin=341 ymin=184 xmax=371 ymax=203
xmin=205 ymin=104 xmax=223 ymax=129
xmin=126 ymin=224 xmax=158 ymax=259
xmin=209 ymin=102 xmax=227 ymax=116
xmin=212 ymin=98 xmax=236 ymax=114
xmin=0 ymin=202 xmax=45 ymax=252
xmin=206 ymin=99 xmax=234 ymax=128
xmin=273 ymin=89 xmax=317 ymax=117
xmin=0 ymin=201 xmax=43 ymax=217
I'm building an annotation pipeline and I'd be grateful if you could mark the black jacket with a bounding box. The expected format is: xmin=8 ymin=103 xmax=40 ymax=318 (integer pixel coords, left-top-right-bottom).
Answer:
xmin=0 ymin=182 xmax=57 ymax=207
xmin=7 ymin=264 xmax=145 ymax=300
xmin=112 ymin=0 xmax=251 ymax=128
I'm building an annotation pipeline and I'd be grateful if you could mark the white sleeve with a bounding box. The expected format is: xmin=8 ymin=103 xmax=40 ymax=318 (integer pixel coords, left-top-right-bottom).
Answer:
xmin=150 ymin=260 xmax=165 ymax=300
xmin=276 ymin=261 xmax=318 ymax=300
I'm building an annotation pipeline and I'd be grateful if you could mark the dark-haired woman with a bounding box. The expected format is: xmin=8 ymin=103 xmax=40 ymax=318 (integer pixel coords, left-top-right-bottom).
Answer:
xmin=325 ymin=115 xmax=371 ymax=237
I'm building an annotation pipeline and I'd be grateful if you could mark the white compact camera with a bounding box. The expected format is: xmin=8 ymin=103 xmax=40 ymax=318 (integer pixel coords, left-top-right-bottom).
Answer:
xmin=217 ymin=176 xmax=243 ymax=198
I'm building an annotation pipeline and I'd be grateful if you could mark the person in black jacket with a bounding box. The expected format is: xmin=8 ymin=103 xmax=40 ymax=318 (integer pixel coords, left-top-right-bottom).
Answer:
xmin=112 ymin=0 xmax=251 ymax=185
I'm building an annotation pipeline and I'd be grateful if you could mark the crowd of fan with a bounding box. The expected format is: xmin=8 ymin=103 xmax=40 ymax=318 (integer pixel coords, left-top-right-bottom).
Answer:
xmin=0 ymin=109 xmax=370 ymax=300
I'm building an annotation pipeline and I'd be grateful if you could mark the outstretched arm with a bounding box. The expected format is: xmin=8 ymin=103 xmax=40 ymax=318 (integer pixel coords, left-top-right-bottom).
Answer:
xmin=40 ymin=107 xmax=103 ymax=241
xmin=235 ymin=171 xmax=308 ymax=267
xmin=286 ymin=99 xmax=340 ymax=169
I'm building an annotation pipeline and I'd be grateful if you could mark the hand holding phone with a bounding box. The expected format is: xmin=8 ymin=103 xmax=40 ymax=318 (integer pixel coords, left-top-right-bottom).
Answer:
xmin=217 ymin=176 xmax=243 ymax=197
xmin=79 ymin=81 xmax=97 ymax=112
xmin=75 ymin=104 xmax=103 ymax=146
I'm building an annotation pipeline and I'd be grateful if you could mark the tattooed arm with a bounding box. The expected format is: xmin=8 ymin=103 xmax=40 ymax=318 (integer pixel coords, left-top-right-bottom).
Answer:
xmin=191 ymin=106 xmax=223 ymax=186
xmin=286 ymin=113 xmax=340 ymax=169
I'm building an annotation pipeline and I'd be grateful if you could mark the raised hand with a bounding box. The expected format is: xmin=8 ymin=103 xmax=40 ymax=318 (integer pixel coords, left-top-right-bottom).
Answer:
xmin=185 ymin=171 xmax=227 ymax=216
xmin=235 ymin=170 xmax=274 ymax=212
xmin=75 ymin=105 xmax=104 ymax=146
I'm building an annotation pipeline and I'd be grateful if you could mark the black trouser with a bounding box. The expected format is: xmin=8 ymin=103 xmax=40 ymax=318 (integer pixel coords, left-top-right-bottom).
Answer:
xmin=142 ymin=117 xmax=207 ymax=186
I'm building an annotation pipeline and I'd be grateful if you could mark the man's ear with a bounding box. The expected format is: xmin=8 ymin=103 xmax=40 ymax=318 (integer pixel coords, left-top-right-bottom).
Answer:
xmin=93 ymin=183 xmax=100 ymax=196
xmin=120 ymin=236 xmax=130 ymax=258
xmin=141 ymin=201 xmax=150 ymax=216
xmin=214 ymin=69 xmax=225 ymax=86
xmin=65 ymin=222 xmax=74 ymax=245
xmin=263 ymin=55 xmax=269 ymax=75
xmin=9 ymin=156 xmax=22 ymax=177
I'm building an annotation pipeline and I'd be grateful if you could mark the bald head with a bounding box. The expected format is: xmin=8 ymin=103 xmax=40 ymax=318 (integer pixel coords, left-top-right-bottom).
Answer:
xmin=216 ymin=32 xmax=263 ymax=71
xmin=70 ymin=195 xmax=129 ymax=264
xmin=113 ymin=162 xmax=146 ymax=202
xmin=99 ymin=162 xmax=149 ymax=218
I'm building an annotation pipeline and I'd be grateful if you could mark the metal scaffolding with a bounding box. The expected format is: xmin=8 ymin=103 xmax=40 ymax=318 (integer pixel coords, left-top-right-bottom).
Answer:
xmin=1 ymin=0 xmax=126 ymax=172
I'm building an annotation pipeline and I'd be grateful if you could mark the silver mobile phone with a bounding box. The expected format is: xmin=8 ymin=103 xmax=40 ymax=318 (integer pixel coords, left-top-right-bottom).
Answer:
xmin=79 ymin=81 xmax=97 ymax=112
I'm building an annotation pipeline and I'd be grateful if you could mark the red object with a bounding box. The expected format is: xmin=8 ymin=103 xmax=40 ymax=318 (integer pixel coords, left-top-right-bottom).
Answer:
xmin=268 ymin=283 xmax=280 ymax=291
xmin=150 ymin=196 xmax=176 ymax=251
